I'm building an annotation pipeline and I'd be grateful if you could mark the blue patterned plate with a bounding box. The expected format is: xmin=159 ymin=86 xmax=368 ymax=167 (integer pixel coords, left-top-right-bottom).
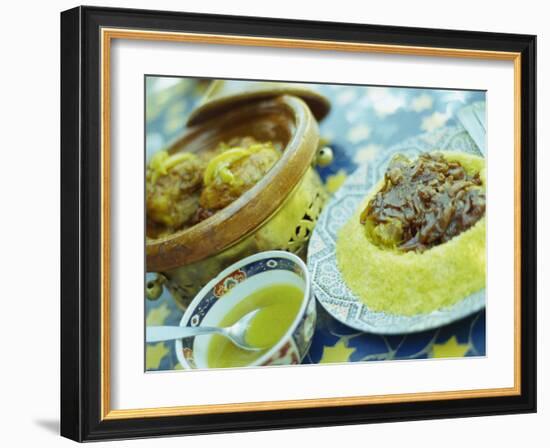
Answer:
xmin=307 ymin=130 xmax=486 ymax=334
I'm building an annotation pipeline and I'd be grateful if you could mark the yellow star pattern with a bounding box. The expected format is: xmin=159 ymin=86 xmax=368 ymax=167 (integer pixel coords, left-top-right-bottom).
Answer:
xmin=354 ymin=144 xmax=381 ymax=164
xmin=146 ymin=343 xmax=169 ymax=370
xmin=431 ymin=336 xmax=470 ymax=359
xmin=411 ymin=93 xmax=434 ymax=112
xmin=146 ymin=303 xmax=171 ymax=326
xmin=325 ymin=170 xmax=348 ymax=193
xmin=347 ymin=124 xmax=371 ymax=144
xmin=421 ymin=111 xmax=450 ymax=133
xmin=319 ymin=338 xmax=356 ymax=364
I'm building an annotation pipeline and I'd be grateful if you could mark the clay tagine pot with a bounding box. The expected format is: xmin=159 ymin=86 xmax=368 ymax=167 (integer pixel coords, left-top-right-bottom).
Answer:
xmin=146 ymin=81 xmax=333 ymax=309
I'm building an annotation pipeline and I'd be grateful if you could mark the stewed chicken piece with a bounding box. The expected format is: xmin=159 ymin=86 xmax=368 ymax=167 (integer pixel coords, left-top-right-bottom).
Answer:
xmin=199 ymin=138 xmax=281 ymax=212
xmin=146 ymin=136 xmax=281 ymax=239
xmin=146 ymin=151 xmax=205 ymax=238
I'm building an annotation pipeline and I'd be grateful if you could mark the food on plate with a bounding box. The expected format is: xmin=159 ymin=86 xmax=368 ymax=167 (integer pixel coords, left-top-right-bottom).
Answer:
xmin=146 ymin=137 xmax=281 ymax=238
xmin=360 ymin=152 xmax=486 ymax=252
xmin=207 ymin=283 xmax=303 ymax=368
xmin=336 ymin=151 xmax=486 ymax=316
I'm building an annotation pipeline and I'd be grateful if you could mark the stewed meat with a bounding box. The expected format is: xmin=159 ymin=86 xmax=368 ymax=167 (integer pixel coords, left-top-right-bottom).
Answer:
xmin=360 ymin=152 xmax=486 ymax=253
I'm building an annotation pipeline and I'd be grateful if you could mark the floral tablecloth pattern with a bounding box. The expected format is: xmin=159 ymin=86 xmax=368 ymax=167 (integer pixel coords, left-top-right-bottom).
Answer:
xmin=145 ymin=78 xmax=486 ymax=371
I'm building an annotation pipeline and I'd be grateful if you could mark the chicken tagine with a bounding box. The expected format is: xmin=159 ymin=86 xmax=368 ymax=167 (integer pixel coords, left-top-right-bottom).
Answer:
xmin=146 ymin=137 xmax=282 ymax=239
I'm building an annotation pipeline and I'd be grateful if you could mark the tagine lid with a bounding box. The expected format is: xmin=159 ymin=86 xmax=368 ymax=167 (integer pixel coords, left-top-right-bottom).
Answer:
xmin=187 ymin=80 xmax=331 ymax=126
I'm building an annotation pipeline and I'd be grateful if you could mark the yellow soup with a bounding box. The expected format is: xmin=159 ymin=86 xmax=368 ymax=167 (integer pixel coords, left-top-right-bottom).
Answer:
xmin=207 ymin=283 xmax=303 ymax=369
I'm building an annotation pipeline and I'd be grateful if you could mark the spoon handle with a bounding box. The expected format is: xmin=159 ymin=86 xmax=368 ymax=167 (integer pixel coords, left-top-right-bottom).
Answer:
xmin=146 ymin=326 xmax=222 ymax=343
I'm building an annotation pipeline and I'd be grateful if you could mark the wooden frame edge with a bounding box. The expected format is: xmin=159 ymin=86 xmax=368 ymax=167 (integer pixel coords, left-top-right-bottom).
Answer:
xmin=102 ymin=386 xmax=520 ymax=420
xmin=99 ymin=27 xmax=523 ymax=422
xmin=100 ymin=28 xmax=112 ymax=421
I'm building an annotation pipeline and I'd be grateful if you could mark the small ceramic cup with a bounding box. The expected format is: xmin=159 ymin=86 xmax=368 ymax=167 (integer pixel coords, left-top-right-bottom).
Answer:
xmin=176 ymin=250 xmax=316 ymax=369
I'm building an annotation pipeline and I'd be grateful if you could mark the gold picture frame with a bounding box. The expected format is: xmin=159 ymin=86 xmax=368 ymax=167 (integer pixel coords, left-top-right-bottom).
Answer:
xmin=61 ymin=5 xmax=536 ymax=441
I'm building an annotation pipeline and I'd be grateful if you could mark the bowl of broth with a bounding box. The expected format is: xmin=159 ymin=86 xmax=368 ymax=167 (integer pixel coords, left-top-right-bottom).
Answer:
xmin=175 ymin=251 xmax=316 ymax=369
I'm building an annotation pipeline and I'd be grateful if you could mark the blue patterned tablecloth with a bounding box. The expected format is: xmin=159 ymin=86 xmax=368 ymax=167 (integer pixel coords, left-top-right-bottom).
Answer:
xmin=145 ymin=78 xmax=486 ymax=370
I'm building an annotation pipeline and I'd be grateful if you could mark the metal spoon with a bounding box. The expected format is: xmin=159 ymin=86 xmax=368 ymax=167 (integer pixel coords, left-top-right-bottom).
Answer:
xmin=146 ymin=309 xmax=262 ymax=351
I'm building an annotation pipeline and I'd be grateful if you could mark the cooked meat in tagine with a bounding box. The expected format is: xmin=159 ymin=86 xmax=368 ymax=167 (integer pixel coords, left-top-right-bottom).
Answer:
xmin=146 ymin=137 xmax=281 ymax=238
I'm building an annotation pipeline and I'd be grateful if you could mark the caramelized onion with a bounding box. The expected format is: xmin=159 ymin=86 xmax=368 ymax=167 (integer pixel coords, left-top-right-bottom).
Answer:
xmin=360 ymin=152 xmax=485 ymax=253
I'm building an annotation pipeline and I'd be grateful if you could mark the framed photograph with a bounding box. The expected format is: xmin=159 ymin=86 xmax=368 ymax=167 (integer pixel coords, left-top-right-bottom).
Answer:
xmin=60 ymin=5 xmax=537 ymax=442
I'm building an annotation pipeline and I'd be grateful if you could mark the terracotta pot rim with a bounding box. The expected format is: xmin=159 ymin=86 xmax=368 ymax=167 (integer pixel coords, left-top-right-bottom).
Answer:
xmin=186 ymin=83 xmax=330 ymax=126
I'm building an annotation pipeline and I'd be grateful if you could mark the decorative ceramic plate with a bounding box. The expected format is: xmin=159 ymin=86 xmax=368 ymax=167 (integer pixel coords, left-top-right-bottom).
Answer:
xmin=307 ymin=135 xmax=486 ymax=334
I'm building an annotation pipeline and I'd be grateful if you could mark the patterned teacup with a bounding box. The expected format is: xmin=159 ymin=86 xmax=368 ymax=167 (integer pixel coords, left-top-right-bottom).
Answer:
xmin=176 ymin=250 xmax=316 ymax=369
